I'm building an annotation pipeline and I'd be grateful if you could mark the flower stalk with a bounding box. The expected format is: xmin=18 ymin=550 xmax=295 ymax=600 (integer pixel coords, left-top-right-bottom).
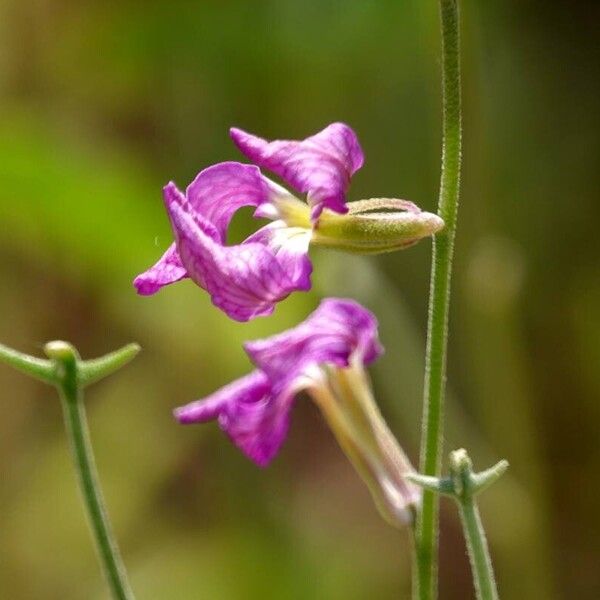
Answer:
xmin=414 ymin=0 xmax=462 ymax=598
xmin=0 ymin=341 xmax=139 ymax=600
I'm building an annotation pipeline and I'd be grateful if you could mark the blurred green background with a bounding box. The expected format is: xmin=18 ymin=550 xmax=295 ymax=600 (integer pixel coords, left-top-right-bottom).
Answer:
xmin=0 ymin=1 xmax=598 ymax=598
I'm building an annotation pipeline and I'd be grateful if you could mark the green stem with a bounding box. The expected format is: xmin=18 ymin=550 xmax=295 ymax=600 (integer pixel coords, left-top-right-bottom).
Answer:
xmin=457 ymin=499 xmax=499 ymax=600
xmin=56 ymin=351 xmax=135 ymax=600
xmin=414 ymin=0 xmax=462 ymax=598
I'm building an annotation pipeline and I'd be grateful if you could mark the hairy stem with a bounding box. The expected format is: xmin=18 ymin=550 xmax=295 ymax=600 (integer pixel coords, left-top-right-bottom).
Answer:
xmin=414 ymin=0 xmax=462 ymax=598
xmin=56 ymin=353 xmax=135 ymax=600
xmin=458 ymin=499 xmax=499 ymax=600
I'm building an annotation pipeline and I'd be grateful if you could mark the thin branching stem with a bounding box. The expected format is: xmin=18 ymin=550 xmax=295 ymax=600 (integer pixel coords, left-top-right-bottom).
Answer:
xmin=50 ymin=345 xmax=136 ymax=600
xmin=1 ymin=341 xmax=137 ymax=600
xmin=458 ymin=498 xmax=499 ymax=600
xmin=413 ymin=0 xmax=462 ymax=598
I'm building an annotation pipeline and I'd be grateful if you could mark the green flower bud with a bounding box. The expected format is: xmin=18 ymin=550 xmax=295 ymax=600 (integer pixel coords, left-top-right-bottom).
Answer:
xmin=311 ymin=199 xmax=444 ymax=254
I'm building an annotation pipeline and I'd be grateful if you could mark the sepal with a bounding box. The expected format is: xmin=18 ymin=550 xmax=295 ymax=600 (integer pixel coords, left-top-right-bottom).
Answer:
xmin=311 ymin=199 xmax=444 ymax=254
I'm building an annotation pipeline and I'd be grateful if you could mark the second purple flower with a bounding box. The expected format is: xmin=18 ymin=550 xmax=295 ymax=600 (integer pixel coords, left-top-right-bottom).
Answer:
xmin=174 ymin=298 xmax=421 ymax=526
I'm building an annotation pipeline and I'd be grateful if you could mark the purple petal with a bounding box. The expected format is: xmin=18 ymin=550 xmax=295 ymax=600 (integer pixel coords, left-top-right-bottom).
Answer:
xmin=164 ymin=186 xmax=313 ymax=321
xmin=133 ymin=163 xmax=302 ymax=297
xmin=185 ymin=162 xmax=273 ymax=242
xmin=133 ymin=243 xmax=188 ymax=296
xmin=174 ymin=370 xmax=293 ymax=466
xmin=245 ymin=298 xmax=383 ymax=389
xmin=230 ymin=123 xmax=364 ymax=220
xmin=133 ymin=184 xmax=196 ymax=296
xmin=243 ymin=222 xmax=313 ymax=292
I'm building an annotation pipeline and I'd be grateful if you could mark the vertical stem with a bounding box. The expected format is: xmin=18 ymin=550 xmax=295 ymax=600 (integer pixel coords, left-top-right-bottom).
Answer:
xmin=57 ymin=355 xmax=135 ymax=600
xmin=457 ymin=499 xmax=499 ymax=600
xmin=414 ymin=1 xmax=462 ymax=598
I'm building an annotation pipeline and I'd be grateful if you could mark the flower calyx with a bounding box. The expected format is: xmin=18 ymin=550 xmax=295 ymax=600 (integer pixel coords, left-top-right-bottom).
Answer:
xmin=311 ymin=198 xmax=444 ymax=255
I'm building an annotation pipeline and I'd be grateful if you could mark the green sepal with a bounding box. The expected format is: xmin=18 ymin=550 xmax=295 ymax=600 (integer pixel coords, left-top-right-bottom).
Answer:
xmin=311 ymin=199 xmax=444 ymax=255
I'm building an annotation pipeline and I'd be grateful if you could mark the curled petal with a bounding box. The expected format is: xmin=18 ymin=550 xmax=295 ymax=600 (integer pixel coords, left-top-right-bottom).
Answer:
xmin=133 ymin=243 xmax=188 ymax=295
xmin=133 ymin=184 xmax=195 ymax=295
xmin=230 ymin=123 xmax=364 ymax=220
xmin=185 ymin=162 xmax=274 ymax=242
xmin=243 ymin=222 xmax=313 ymax=292
xmin=174 ymin=370 xmax=293 ymax=466
xmin=165 ymin=186 xmax=313 ymax=321
xmin=133 ymin=164 xmax=304 ymax=298
xmin=245 ymin=298 xmax=383 ymax=391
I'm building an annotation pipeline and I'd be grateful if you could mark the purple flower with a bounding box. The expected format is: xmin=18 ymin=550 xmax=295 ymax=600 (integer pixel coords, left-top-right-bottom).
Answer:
xmin=174 ymin=298 xmax=380 ymax=464
xmin=134 ymin=124 xmax=443 ymax=322
xmin=175 ymin=298 xmax=420 ymax=526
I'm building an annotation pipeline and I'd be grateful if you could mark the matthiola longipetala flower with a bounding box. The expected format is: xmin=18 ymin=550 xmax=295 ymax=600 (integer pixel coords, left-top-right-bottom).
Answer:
xmin=134 ymin=123 xmax=444 ymax=321
xmin=174 ymin=298 xmax=421 ymax=526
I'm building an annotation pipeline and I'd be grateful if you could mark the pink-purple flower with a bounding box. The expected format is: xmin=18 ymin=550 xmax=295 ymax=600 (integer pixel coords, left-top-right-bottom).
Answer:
xmin=174 ymin=298 xmax=420 ymax=525
xmin=134 ymin=123 xmax=443 ymax=322
xmin=174 ymin=298 xmax=380 ymax=465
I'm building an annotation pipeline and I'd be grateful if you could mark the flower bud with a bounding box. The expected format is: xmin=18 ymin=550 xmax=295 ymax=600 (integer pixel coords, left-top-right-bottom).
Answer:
xmin=311 ymin=199 xmax=444 ymax=254
xmin=44 ymin=340 xmax=79 ymax=362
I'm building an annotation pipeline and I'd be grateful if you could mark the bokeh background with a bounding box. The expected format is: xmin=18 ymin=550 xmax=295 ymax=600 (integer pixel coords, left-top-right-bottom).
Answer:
xmin=0 ymin=1 xmax=598 ymax=598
